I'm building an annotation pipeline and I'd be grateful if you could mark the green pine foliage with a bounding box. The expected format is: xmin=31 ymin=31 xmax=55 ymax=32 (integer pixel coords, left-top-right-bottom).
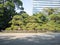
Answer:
xmin=0 ymin=0 xmax=23 ymax=30
xmin=0 ymin=0 xmax=60 ymax=32
xmin=5 ymin=9 xmax=60 ymax=32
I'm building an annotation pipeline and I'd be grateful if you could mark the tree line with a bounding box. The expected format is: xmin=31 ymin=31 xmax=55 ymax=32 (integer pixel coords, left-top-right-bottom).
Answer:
xmin=0 ymin=0 xmax=60 ymax=32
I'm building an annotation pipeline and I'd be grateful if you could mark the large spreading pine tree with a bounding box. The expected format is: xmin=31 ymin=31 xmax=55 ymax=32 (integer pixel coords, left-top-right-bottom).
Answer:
xmin=0 ymin=0 xmax=23 ymax=30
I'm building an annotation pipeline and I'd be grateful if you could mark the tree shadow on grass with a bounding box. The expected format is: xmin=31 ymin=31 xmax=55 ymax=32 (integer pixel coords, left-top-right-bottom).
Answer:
xmin=0 ymin=34 xmax=60 ymax=45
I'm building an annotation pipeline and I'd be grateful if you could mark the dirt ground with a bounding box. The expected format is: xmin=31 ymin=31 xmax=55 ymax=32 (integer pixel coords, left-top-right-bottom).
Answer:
xmin=0 ymin=33 xmax=60 ymax=45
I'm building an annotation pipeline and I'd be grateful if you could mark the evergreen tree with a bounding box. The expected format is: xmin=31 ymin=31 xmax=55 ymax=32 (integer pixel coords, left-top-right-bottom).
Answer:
xmin=0 ymin=0 xmax=23 ymax=30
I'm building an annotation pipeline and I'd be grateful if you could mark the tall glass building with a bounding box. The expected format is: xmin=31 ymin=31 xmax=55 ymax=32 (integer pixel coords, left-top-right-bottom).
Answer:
xmin=33 ymin=0 xmax=60 ymax=14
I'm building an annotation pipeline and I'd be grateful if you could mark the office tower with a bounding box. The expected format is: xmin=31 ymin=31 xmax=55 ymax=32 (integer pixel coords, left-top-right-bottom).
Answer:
xmin=33 ymin=0 xmax=60 ymax=14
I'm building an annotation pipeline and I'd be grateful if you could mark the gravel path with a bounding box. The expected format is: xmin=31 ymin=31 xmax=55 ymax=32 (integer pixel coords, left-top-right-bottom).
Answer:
xmin=0 ymin=33 xmax=60 ymax=45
